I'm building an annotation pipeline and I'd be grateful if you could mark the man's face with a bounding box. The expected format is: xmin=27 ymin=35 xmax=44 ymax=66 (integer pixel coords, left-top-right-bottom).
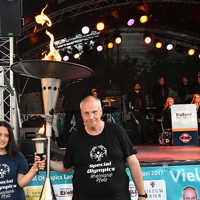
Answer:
xmin=81 ymin=97 xmax=102 ymax=131
xmin=134 ymin=83 xmax=141 ymax=93
xmin=183 ymin=188 xmax=197 ymax=200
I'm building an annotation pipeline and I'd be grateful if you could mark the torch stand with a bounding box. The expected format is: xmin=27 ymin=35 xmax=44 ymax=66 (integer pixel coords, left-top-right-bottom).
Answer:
xmin=11 ymin=60 xmax=93 ymax=200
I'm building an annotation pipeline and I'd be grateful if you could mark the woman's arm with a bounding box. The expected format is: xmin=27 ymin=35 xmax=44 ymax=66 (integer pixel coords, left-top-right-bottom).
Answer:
xmin=17 ymin=154 xmax=46 ymax=188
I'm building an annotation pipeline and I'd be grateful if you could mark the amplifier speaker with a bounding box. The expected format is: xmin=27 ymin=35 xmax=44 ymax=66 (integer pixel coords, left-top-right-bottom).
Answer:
xmin=0 ymin=0 xmax=22 ymax=36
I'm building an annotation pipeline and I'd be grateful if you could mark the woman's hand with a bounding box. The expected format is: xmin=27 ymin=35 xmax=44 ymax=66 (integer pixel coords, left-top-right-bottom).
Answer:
xmin=34 ymin=153 xmax=47 ymax=171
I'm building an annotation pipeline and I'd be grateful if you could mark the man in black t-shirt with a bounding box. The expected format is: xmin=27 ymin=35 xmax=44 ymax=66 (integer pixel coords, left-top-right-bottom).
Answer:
xmin=50 ymin=96 xmax=146 ymax=200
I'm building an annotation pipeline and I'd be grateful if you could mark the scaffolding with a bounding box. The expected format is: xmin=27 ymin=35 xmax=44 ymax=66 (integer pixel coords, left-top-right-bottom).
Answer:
xmin=0 ymin=37 xmax=19 ymax=142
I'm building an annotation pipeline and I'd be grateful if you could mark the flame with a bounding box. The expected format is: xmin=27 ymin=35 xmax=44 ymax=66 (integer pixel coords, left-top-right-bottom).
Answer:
xmin=38 ymin=125 xmax=45 ymax=135
xmin=35 ymin=4 xmax=61 ymax=61
xmin=42 ymin=30 xmax=62 ymax=61
xmin=35 ymin=4 xmax=52 ymax=27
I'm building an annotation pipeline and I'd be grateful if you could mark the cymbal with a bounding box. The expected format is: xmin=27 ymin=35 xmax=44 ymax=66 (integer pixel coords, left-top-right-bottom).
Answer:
xmin=102 ymin=97 xmax=117 ymax=103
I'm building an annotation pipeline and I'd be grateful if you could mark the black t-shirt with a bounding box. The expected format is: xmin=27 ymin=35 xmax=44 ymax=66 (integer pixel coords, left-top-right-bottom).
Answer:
xmin=63 ymin=122 xmax=136 ymax=200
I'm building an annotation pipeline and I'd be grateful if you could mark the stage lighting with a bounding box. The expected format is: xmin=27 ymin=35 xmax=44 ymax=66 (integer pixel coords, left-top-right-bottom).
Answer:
xmin=97 ymin=45 xmax=103 ymax=52
xmin=63 ymin=55 xmax=69 ymax=61
xmin=188 ymin=48 xmax=195 ymax=56
xmin=127 ymin=18 xmax=135 ymax=27
xmin=73 ymin=53 xmax=80 ymax=59
xmin=81 ymin=26 xmax=90 ymax=35
xmin=166 ymin=43 xmax=174 ymax=51
xmin=144 ymin=35 xmax=152 ymax=45
xmin=107 ymin=41 xmax=114 ymax=49
xmin=155 ymin=41 xmax=163 ymax=49
xmin=96 ymin=22 xmax=105 ymax=32
xmin=140 ymin=15 xmax=148 ymax=24
xmin=115 ymin=35 xmax=122 ymax=45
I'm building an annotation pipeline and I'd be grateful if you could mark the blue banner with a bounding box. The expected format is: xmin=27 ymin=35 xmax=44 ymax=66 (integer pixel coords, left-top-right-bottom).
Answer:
xmin=24 ymin=164 xmax=200 ymax=200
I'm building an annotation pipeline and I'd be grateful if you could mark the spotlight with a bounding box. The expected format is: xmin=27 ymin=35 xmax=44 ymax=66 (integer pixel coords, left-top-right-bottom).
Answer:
xmin=96 ymin=22 xmax=105 ymax=32
xmin=63 ymin=55 xmax=69 ymax=61
xmin=115 ymin=35 xmax=122 ymax=45
xmin=140 ymin=15 xmax=148 ymax=23
xmin=81 ymin=26 xmax=90 ymax=35
xmin=166 ymin=43 xmax=174 ymax=51
xmin=127 ymin=18 xmax=135 ymax=27
xmin=144 ymin=35 xmax=152 ymax=44
xmin=188 ymin=48 xmax=195 ymax=56
xmin=155 ymin=41 xmax=163 ymax=49
xmin=97 ymin=45 xmax=103 ymax=52
xmin=74 ymin=53 xmax=80 ymax=59
xmin=107 ymin=42 xmax=114 ymax=49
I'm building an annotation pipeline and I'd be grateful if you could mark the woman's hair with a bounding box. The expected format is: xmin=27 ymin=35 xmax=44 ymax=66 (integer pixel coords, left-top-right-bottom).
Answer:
xmin=163 ymin=97 xmax=174 ymax=111
xmin=191 ymin=94 xmax=200 ymax=104
xmin=0 ymin=121 xmax=19 ymax=160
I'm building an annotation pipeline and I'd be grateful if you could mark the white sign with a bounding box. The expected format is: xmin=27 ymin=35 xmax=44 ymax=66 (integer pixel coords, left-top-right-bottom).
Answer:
xmin=129 ymin=180 xmax=167 ymax=200
xmin=171 ymin=104 xmax=198 ymax=131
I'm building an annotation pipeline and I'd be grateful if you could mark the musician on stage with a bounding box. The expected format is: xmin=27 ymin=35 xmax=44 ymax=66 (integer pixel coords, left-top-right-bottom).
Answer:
xmin=162 ymin=97 xmax=174 ymax=130
xmin=191 ymin=94 xmax=200 ymax=122
xmin=90 ymin=88 xmax=99 ymax=98
xmin=160 ymin=97 xmax=174 ymax=145
xmin=152 ymin=76 xmax=169 ymax=111
xmin=126 ymin=82 xmax=148 ymax=144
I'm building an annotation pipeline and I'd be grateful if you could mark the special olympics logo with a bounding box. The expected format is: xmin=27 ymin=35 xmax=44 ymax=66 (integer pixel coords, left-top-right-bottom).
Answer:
xmin=0 ymin=163 xmax=10 ymax=179
xmin=179 ymin=133 xmax=192 ymax=143
xmin=90 ymin=145 xmax=107 ymax=162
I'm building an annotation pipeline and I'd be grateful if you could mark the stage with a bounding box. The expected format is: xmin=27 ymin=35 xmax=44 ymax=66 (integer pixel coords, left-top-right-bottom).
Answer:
xmin=135 ymin=145 xmax=200 ymax=166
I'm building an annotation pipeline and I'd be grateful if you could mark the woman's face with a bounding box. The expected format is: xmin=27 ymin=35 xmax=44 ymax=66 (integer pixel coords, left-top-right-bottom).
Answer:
xmin=0 ymin=126 xmax=9 ymax=152
xmin=168 ymin=98 xmax=174 ymax=107
xmin=194 ymin=95 xmax=200 ymax=103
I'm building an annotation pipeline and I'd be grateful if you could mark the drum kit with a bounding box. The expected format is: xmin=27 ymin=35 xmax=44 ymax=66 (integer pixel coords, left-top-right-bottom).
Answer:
xmin=102 ymin=97 xmax=118 ymax=123
xmin=159 ymin=128 xmax=172 ymax=145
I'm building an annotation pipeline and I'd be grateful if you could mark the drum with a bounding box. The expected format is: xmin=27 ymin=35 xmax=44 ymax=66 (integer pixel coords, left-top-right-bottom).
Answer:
xmin=159 ymin=128 xmax=172 ymax=145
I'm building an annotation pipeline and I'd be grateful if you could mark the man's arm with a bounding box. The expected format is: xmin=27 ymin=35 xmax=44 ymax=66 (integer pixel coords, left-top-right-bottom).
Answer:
xmin=50 ymin=160 xmax=72 ymax=174
xmin=127 ymin=154 xmax=146 ymax=200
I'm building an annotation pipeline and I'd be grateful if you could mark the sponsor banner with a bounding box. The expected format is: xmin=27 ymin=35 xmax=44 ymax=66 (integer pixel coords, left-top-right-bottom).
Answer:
xmin=172 ymin=131 xmax=198 ymax=146
xmin=24 ymin=171 xmax=73 ymax=200
xmin=25 ymin=165 xmax=200 ymax=200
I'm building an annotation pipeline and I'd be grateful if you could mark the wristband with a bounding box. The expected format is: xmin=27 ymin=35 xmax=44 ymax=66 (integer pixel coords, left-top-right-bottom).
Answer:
xmin=138 ymin=193 xmax=147 ymax=198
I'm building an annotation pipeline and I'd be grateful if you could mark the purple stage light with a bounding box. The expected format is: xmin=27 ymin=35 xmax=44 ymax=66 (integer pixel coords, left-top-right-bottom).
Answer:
xmin=127 ymin=18 xmax=135 ymax=27
xmin=63 ymin=55 xmax=69 ymax=61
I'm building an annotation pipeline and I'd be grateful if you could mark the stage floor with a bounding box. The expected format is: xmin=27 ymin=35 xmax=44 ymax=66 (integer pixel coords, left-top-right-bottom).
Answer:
xmin=135 ymin=145 xmax=200 ymax=166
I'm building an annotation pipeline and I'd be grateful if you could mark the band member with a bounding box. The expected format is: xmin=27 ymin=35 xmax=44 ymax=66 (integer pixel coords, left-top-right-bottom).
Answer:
xmin=152 ymin=76 xmax=169 ymax=111
xmin=162 ymin=97 xmax=174 ymax=130
xmin=126 ymin=83 xmax=148 ymax=144
xmin=90 ymin=88 xmax=98 ymax=98
xmin=177 ymin=76 xmax=192 ymax=103
xmin=160 ymin=97 xmax=174 ymax=145
xmin=191 ymin=94 xmax=200 ymax=121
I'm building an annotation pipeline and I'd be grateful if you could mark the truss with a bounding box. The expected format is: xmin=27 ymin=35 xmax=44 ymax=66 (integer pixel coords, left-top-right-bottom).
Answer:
xmin=0 ymin=37 xmax=19 ymax=141
xmin=18 ymin=0 xmax=200 ymax=43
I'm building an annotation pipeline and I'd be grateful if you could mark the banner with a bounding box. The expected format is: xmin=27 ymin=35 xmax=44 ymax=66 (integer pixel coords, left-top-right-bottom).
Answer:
xmin=171 ymin=104 xmax=198 ymax=145
xmin=171 ymin=104 xmax=197 ymax=132
xmin=24 ymin=165 xmax=200 ymax=200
